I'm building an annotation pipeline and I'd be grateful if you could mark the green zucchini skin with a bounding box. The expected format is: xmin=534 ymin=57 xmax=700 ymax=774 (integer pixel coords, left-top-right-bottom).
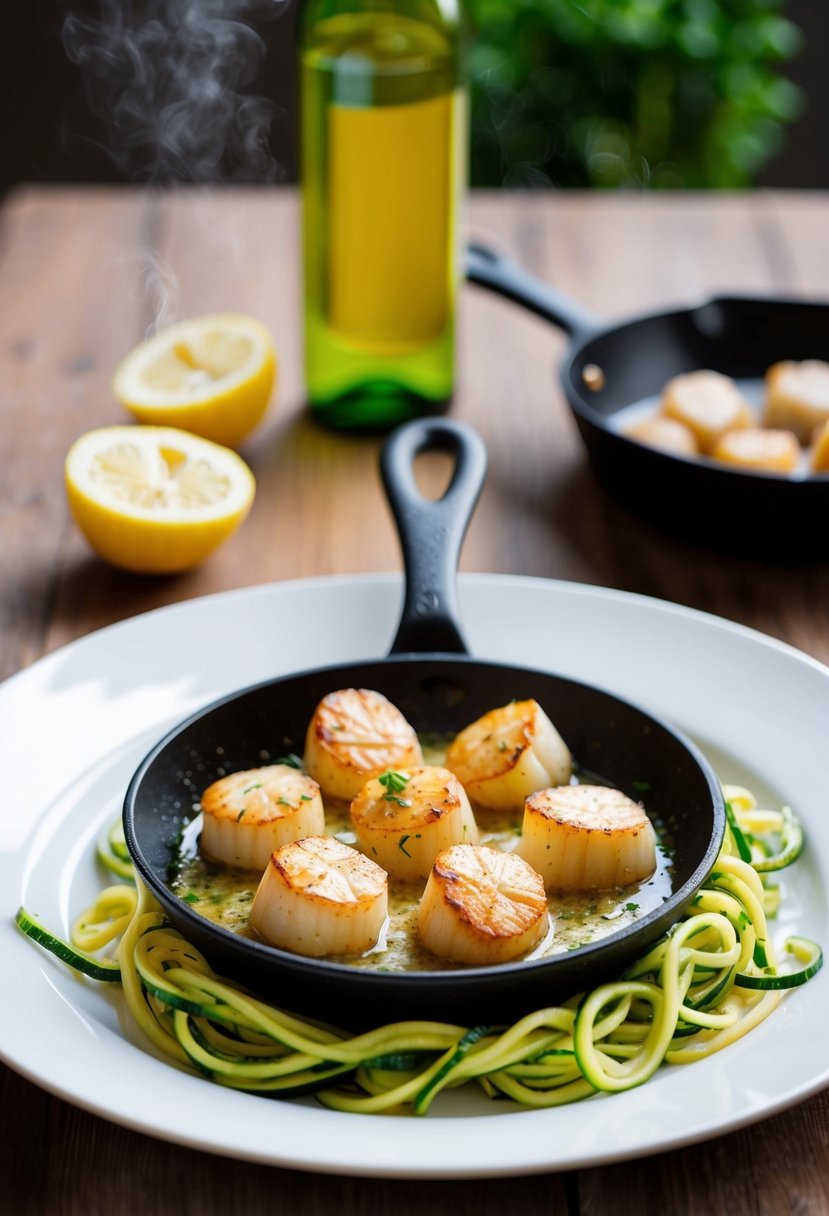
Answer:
xmin=735 ymin=937 xmax=823 ymax=990
xmin=14 ymin=907 xmax=121 ymax=982
xmin=11 ymin=795 xmax=824 ymax=1115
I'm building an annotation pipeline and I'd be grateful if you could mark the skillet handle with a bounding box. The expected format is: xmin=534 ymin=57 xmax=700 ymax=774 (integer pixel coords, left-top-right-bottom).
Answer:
xmin=381 ymin=418 xmax=487 ymax=656
xmin=465 ymin=243 xmax=601 ymax=339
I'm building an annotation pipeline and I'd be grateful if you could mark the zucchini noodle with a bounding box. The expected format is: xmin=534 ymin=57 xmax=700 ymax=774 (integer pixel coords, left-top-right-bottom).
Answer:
xmin=14 ymin=784 xmax=822 ymax=1115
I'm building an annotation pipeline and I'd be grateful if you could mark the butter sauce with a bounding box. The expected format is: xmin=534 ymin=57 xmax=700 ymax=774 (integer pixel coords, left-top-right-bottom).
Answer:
xmin=171 ymin=746 xmax=674 ymax=971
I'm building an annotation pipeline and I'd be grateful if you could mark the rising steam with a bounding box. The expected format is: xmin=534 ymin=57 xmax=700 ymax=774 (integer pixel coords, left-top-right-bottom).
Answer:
xmin=62 ymin=0 xmax=287 ymax=183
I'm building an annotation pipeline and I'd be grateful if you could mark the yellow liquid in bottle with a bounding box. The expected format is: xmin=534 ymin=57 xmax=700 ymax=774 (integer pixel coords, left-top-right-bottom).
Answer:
xmin=301 ymin=11 xmax=464 ymax=430
xmin=328 ymin=92 xmax=452 ymax=353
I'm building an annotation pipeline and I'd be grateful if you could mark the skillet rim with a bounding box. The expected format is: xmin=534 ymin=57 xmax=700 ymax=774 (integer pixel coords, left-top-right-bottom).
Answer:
xmin=558 ymin=296 xmax=829 ymax=489
xmin=123 ymin=649 xmax=726 ymax=993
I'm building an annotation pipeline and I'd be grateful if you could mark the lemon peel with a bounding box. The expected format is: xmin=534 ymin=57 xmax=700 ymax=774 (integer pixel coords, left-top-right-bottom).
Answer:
xmin=112 ymin=314 xmax=277 ymax=448
xmin=65 ymin=425 xmax=255 ymax=574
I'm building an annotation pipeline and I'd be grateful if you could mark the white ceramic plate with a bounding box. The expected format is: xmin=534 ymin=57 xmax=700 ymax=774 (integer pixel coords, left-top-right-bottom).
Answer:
xmin=2 ymin=574 xmax=828 ymax=1178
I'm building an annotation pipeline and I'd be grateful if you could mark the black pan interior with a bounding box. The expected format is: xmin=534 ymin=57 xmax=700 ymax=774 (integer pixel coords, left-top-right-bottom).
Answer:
xmin=465 ymin=244 xmax=829 ymax=553
xmin=559 ymin=301 xmax=829 ymax=553
xmin=125 ymin=653 xmax=724 ymax=1028
xmin=566 ymin=297 xmax=829 ymax=419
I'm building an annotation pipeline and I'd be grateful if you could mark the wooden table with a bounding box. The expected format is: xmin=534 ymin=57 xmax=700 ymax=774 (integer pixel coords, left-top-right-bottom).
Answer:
xmin=2 ymin=186 xmax=829 ymax=1213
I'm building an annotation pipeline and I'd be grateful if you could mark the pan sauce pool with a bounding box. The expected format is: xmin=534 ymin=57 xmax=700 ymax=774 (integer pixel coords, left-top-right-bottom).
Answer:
xmin=169 ymin=757 xmax=674 ymax=972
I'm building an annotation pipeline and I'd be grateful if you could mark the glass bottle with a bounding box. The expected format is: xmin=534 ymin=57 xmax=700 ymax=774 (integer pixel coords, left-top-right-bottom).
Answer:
xmin=298 ymin=0 xmax=465 ymax=431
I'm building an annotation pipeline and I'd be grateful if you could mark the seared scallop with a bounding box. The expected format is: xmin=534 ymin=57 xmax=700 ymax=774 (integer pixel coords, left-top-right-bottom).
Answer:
xmin=200 ymin=764 xmax=324 ymax=871
xmin=517 ymin=785 xmax=657 ymax=891
xmin=711 ymin=427 xmax=800 ymax=473
xmin=350 ymin=765 xmax=478 ymax=881
xmin=304 ymin=688 xmax=423 ymax=801
xmin=764 ymin=359 xmax=829 ymax=443
xmin=444 ymin=699 xmax=572 ymax=811
xmin=660 ymin=370 xmax=753 ymax=454
xmin=626 ymin=415 xmax=699 ymax=457
xmin=417 ymin=844 xmax=550 ymax=966
xmin=811 ymin=419 xmax=829 ymax=472
xmin=249 ymin=835 xmax=388 ymax=957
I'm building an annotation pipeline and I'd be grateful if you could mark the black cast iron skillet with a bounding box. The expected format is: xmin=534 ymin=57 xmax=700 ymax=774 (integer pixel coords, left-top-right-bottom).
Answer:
xmin=125 ymin=418 xmax=724 ymax=1029
xmin=466 ymin=244 xmax=829 ymax=556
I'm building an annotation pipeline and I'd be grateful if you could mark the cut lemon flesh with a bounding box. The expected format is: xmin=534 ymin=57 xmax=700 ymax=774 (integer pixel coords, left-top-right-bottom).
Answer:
xmin=112 ymin=314 xmax=277 ymax=448
xmin=65 ymin=426 xmax=256 ymax=574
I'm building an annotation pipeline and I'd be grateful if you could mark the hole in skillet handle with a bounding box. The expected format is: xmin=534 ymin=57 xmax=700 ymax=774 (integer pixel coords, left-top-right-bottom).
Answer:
xmin=380 ymin=418 xmax=488 ymax=657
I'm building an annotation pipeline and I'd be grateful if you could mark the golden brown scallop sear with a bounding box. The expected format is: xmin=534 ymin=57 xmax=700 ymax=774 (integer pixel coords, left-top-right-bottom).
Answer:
xmin=350 ymin=765 xmax=479 ymax=881
xmin=811 ymin=419 xmax=829 ymax=473
xmin=626 ymin=415 xmax=699 ymax=458
xmin=199 ymin=764 xmax=325 ymax=871
xmin=417 ymin=844 xmax=549 ymax=966
xmin=444 ymin=699 xmax=572 ymax=812
xmin=249 ymin=835 xmax=388 ymax=958
xmin=711 ymin=427 xmax=800 ymax=474
xmin=517 ymin=785 xmax=657 ymax=891
xmin=304 ymin=688 xmax=423 ymax=802
xmin=660 ymin=370 xmax=753 ymax=454
xmin=764 ymin=359 xmax=829 ymax=444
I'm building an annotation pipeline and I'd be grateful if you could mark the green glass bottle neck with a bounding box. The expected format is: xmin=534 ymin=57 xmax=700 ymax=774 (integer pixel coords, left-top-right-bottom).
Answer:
xmin=299 ymin=0 xmax=462 ymax=34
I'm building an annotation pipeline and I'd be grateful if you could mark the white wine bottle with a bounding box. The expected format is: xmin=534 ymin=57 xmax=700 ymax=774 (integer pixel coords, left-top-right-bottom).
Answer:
xmin=299 ymin=0 xmax=466 ymax=430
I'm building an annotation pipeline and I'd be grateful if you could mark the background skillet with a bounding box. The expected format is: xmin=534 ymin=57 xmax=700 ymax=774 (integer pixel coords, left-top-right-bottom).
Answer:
xmin=466 ymin=244 xmax=829 ymax=557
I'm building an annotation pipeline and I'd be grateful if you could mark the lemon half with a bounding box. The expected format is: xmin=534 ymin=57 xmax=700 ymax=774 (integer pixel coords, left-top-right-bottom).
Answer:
xmin=65 ymin=426 xmax=256 ymax=574
xmin=112 ymin=314 xmax=277 ymax=448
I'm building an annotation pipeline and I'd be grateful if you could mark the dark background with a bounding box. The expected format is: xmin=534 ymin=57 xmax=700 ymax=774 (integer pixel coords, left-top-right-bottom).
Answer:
xmin=1 ymin=0 xmax=827 ymax=197
xmin=754 ymin=0 xmax=829 ymax=189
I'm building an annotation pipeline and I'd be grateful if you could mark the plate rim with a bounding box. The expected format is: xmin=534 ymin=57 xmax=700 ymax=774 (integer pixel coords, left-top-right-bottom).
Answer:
xmin=2 ymin=571 xmax=828 ymax=1178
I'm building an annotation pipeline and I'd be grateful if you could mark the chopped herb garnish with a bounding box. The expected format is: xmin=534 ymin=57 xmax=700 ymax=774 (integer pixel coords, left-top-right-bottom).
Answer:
xmin=631 ymin=780 xmax=652 ymax=793
xmin=277 ymin=797 xmax=295 ymax=808
xmin=379 ymin=770 xmax=410 ymax=794
xmin=242 ymin=782 xmax=263 ymax=795
xmin=398 ymin=835 xmax=412 ymax=858
xmin=165 ymin=824 xmax=188 ymax=881
xmin=300 ymin=794 xmax=313 ymax=802
xmin=236 ymin=809 xmax=245 ymax=822
xmin=625 ymin=902 xmax=640 ymax=912
xmin=183 ymin=891 xmax=199 ymax=905
xmin=378 ymin=770 xmax=413 ymax=807
xmin=276 ymin=753 xmax=303 ymax=770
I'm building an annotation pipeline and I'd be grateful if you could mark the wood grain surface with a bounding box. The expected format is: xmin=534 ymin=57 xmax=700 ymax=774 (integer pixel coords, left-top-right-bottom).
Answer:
xmin=2 ymin=186 xmax=829 ymax=1214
